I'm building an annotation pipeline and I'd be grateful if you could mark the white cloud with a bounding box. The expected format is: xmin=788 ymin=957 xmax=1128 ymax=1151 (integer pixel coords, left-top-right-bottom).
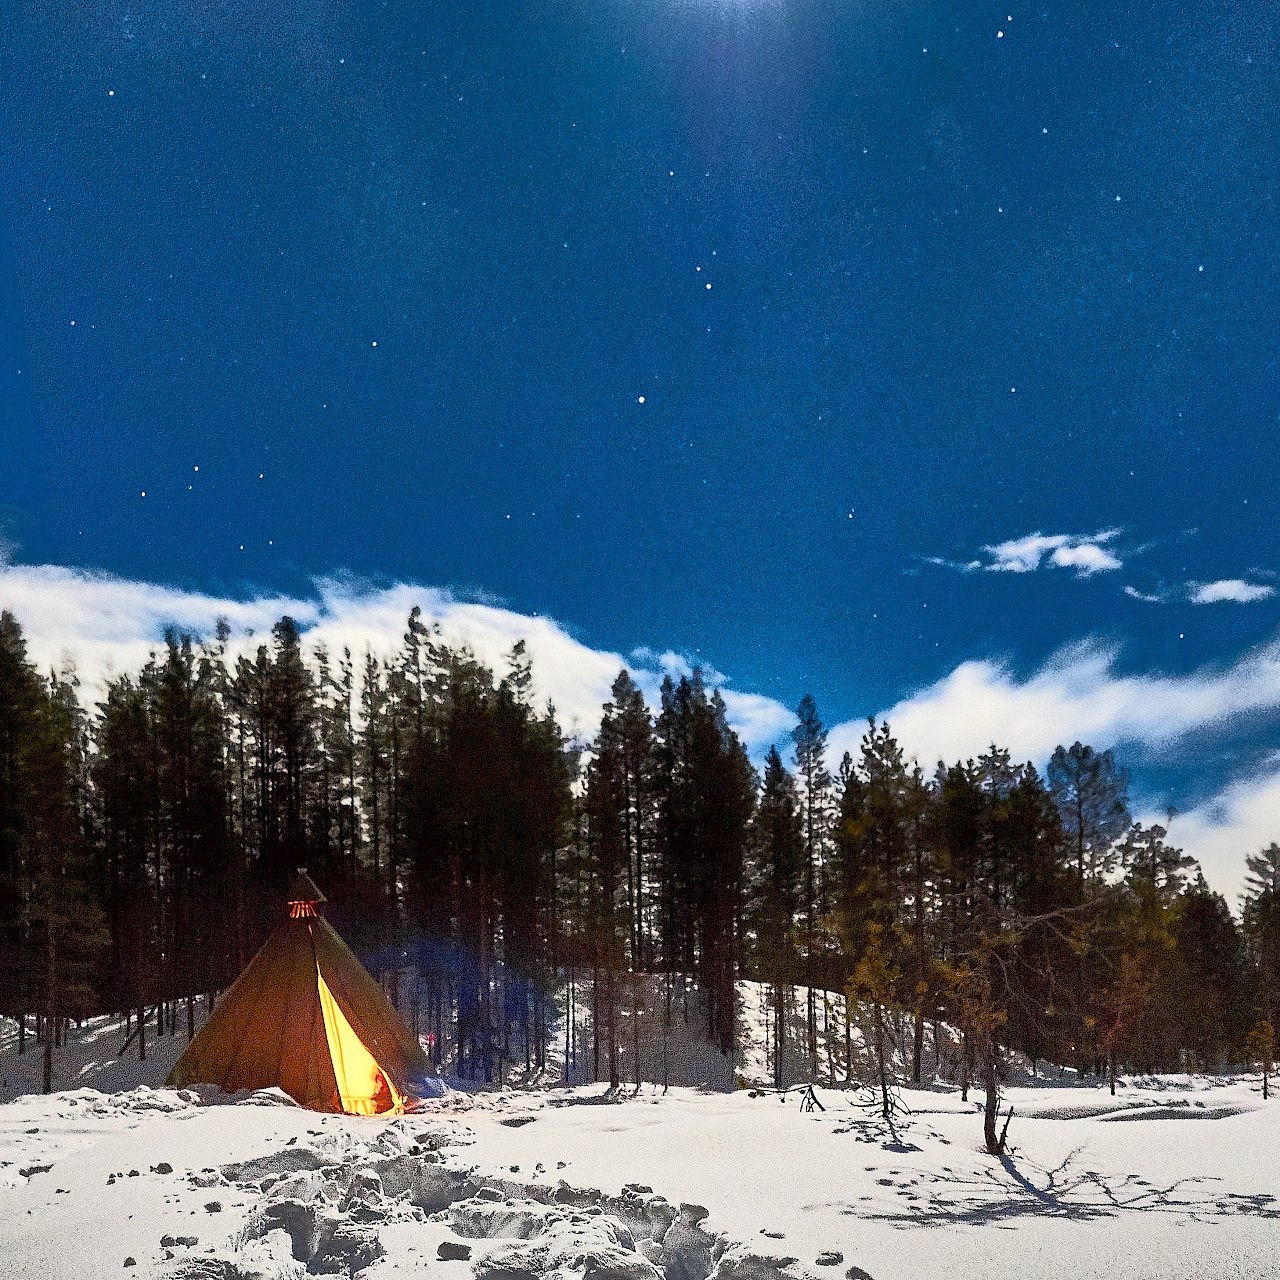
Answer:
xmin=1163 ymin=761 xmax=1280 ymax=902
xmin=629 ymin=647 xmax=728 ymax=688
xmin=822 ymin=637 xmax=1280 ymax=898
xmin=0 ymin=564 xmax=784 ymax=756
xmin=1124 ymin=585 xmax=1165 ymax=603
xmin=924 ymin=556 xmax=983 ymax=572
xmin=981 ymin=533 xmax=1064 ymax=573
xmin=981 ymin=529 xmax=1123 ymax=577
xmin=1188 ymin=578 xmax=1276 ymax=605
xmin=5 ymin=562 xmax=1280 ymax=898
xmin=828 ymin=637 xmax=1280 ymax=769
xmin=1048 ymin=541 xmax=1123 ymax=575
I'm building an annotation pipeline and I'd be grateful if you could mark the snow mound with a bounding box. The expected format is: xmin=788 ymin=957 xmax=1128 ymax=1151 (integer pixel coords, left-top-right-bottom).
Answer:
xmin=711 ymin=1246 xmax=821 ymax=1280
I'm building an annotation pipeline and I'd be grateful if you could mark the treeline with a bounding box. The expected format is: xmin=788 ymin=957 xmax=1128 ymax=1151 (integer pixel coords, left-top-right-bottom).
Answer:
xmin=1 ymin=607 xmax=1278 ymax=1113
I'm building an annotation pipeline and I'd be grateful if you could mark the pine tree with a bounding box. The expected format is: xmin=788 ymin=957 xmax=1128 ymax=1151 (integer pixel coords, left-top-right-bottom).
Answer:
xmin=652 ymin=674 xmax=754 ymax=1061
xmin=403 ymin=648 xmax=573 ymax=1081
xmin=24 ymin=663 xmax=106 ymax=1090
xmin=1095 ymin=823 xmax=1189 ymax=1084
xmin=0 ymin=613 xmax=44 ymax=1040
xmin=834 ymin=720 xmax=927 ymax=1074
xmin=1244 ymin=844 xmax=1280 ymax=898
xmin=1242 ymin=854 xmax=1280 ymax=1033
xmin=1047 ymin=742 xmax=1131 ymax=886
xmin=792 ymin=695 xmax=831 ymax=1079
xmin=152 ymin=634 xmax=232 ymax=1033
xmin=1167 ymin=873 xmax=1245 ymax=1070
xmin=1244 ymin=1019 xmax=1274 ymax=1099
xmin=750 ymin=747 xmax=803 ymax=1087
xmin=583 ymin=669 xmax=655 ymax=1085
xmin=92 ymin=671 xmax=159 ymax=1040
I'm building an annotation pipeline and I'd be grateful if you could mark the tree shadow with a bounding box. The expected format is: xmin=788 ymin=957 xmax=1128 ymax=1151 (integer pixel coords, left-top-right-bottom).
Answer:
xmin=836 ymin=1146 xmax=1280 ymax=1227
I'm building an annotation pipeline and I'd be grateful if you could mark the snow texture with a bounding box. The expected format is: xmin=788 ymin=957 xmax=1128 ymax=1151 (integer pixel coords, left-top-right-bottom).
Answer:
xmin=3 ymin=1008 xmax=1280 ymax=1279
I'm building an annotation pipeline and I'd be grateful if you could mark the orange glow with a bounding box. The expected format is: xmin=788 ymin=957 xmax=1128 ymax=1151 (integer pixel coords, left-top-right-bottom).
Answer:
xmin=289 ymin=901 xmax=318 ymax=918
xmin=316 ymin=966 xmax=402 ymax=1115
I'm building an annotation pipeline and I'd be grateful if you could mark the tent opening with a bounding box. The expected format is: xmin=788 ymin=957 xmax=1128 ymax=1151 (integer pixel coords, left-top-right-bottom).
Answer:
xmin=316 ymin=966 xmax=403 ymax=1116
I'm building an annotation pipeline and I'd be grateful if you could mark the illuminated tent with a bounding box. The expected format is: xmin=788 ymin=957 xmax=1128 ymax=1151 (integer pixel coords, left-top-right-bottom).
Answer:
xmin=168 ymin=870 xmax=434 ymax=1114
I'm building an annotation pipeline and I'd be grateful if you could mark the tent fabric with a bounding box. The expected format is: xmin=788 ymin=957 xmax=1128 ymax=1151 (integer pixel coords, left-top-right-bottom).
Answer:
xmin=288 ymin=868 xmax=327 ymax=905
xmin=167 ymin=911 xmax=433 ymax=1114
xmin=317 ymin=967 xmax=399 ymax=1116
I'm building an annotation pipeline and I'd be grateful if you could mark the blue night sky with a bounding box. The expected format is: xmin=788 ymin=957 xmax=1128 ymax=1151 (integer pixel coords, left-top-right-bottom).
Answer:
xmin=2 ymin=0 xmax=1279 ymax=870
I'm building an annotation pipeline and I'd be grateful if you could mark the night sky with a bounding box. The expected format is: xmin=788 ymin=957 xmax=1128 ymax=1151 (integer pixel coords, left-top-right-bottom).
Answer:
xmin=2 ymin=0 xmax=1278 ymax=819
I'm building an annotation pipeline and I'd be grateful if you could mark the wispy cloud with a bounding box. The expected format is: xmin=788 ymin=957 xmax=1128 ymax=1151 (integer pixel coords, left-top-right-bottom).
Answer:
xmin=1123 ymin=578 xmax=1275 ymax=606
xmin=829 ymin=637 xmax=1280 ymax=768
xmin=5 ymin=562 xmax=1280 ymax=898
xmin=1164 ymin=759 xmax=1280 ymax=902
xmin=0 ymin=564 xmax=782 ymax=755
xmin=930 ymin=529 xmax=1124 ymax=577
xmin=1188 ymin=578 xmax=1276 ymax=605
xmin=983 ymin=529 xmax=1123 ymax=576
xmin=629 ymin=647 xmax=728 ymax=688
xmin=822 ymin=638 xmax=1280 ymax=897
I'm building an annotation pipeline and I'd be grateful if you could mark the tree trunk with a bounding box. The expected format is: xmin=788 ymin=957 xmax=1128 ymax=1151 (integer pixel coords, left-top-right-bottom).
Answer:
xmin=912 ymin=1007 xmax=923 ymax=1084
xmin=565 ymin=967 xmax=576 ymax=1080
xmin=591 ymin=962 xmax=599 ymax=1084
xmin=773 ymin=981 xmax=785 ymax=1090
xmin=982 ymin=1048 xmax=1003 ymax=1154
xmin=608 ymin=971 xmax=620 ymax=1090
xmin=845 ymin=997 xmax=853 ymax=1085
xmin=807 ymin=986 xmax=818 ymax=1080
xmin=662 ymin=974 xmax=671 ymax=1092
xmin=43 ymin=926 xmax=57 ymax=1094
xmin=874 ymin=1002 xmax=890 ymax=1121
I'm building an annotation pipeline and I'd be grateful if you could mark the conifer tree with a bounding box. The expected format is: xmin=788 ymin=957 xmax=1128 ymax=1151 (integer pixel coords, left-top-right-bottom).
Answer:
xmin=1244 ymin=844 xmax=1280 ymax=898
xmin=792 ymin=695 xmax=831 ymax=1078
xmin=0 ymin=613 xmax=46 ymax=1046
xmin=24 ymin=663 xmax=106 ymax=1090
xmin=750 ymin=746 xmax=803 ymax=1087
xmin=1047 ymin=742 xmax=1131 ymax=886
xmin=652 ymin=674 xmax=754 ymax=1060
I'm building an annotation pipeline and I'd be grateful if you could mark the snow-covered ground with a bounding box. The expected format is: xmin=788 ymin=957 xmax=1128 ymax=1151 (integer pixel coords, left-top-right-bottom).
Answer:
xmin=2 ymin=1051 xmax=1277 ymax=1279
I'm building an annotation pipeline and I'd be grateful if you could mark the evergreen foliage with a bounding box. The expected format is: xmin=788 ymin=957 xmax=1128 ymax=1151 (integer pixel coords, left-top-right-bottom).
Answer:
xmin=0 ymin=605 xmax=1276 ymax=1098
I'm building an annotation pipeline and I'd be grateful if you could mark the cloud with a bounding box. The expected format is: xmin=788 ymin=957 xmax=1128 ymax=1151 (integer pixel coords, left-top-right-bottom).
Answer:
xmin=5 ymin=562 xmax=1280 ymax=897
xmin=983 ymin=529 xmax=1123 ymax=576
xmin=821 ymin=638 xmax=1280 ymax=898
xmin=827 ymin=637 xmax=1280 ymax=770
xmin=1047 ymin=541 xmax=1123 ymax=576
xmin=1188 ymin=579 xmax=1276 ymax=605
xmin=1163 ymin=760 xmax=1280 ymax=902
xmin=629 ymin=647 xmax=728 ymax=688
xmin=0 ymin=564 xmax=785 ymax=756
xmin=930 ymin=530 xmax=1124 ymax=577
xmin=1124 ymin=585 xmax=1165 ymax=603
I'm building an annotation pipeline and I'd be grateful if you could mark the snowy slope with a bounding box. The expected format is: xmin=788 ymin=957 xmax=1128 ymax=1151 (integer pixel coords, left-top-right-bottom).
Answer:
xmin=3 ymin=998 xmax=1279 ymax=1280
xmin=2 ymin=1073 xmax=1278 ymax=1280
xmin=0 ymin=1010 xmax=212 ymax=1106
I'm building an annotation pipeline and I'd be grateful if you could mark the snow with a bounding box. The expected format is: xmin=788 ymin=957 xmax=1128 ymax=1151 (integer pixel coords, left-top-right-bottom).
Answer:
xmin=2 ymin=1010 xmax=1279 ymax=1279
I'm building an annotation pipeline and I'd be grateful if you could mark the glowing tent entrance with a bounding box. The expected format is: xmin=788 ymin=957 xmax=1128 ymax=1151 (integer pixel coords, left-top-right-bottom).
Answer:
xmin=168 ymin=871 xmax=431 ymax=1115
xmin=316 ymin=966 xmax=400 ymax=1115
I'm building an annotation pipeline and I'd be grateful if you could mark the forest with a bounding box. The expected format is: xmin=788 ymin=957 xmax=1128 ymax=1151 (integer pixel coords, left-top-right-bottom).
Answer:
xmin=1 ymin=606 xmax=1278 ymax=1140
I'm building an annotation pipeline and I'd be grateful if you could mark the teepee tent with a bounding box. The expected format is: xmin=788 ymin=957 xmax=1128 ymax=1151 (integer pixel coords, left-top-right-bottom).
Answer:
xmin=168 ymin=870 xmax=434 ymax=1114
